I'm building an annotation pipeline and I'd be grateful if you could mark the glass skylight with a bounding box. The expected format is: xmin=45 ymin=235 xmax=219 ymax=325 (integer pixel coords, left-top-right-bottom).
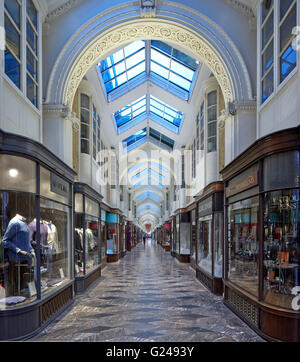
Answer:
xmin=115 ymin=94 xmax=182 ymax=134
xmin=122 ymin=128 xmax=147 ymax=149
xmin=136 ymin=192 xmax=161 ymax=203
xmin=149 ymin=96 xmax=182 ymax=130
xmin=99 ymin=40 xmax=199 ymax=101
xmin=114 ymin=96 xmax=146 ymax=128
xmin=149 ymin=127 xmax=175 ymax=149
xmin=99 ymin=40 xmax=146 ymax=94
xmin=150 ymin=40 xmax=196 ymax=92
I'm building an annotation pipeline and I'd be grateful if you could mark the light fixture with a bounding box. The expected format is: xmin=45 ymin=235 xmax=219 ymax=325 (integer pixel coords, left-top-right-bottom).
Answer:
xmin=9 ymin=169 xmax=18 ymax=178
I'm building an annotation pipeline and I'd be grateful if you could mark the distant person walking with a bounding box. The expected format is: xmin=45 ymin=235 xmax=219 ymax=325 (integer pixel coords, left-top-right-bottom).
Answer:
xmin=143 ymin=234 xmax=146 ymax=246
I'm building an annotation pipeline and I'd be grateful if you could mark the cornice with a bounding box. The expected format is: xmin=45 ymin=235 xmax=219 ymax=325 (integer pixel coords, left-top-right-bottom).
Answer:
xmin=45 ymin=0 xmax=80 ymax=23
xmin=43 ymin=104 xmax=80 ymax=131
xmin=225 ymin=0 xmax=256 ymax=18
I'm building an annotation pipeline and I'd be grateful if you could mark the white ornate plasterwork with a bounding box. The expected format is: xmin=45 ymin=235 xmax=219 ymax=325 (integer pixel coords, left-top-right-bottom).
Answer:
xmin=63 ymin=20 xmax=234 ymax=109
xmin=43 ymin=104 xmax=80 ymax=131
xmin=45 ymin=0 xmax=80 ymax=23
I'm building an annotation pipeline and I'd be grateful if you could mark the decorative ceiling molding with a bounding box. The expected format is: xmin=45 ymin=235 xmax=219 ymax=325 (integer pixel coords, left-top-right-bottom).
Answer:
xmin=63 ymin=20 xmax=234 ymax=111
xmin=225 ymin=0 xmax=255 ymax=18
xmin=45 ymin=0 xmax=80 ymax=23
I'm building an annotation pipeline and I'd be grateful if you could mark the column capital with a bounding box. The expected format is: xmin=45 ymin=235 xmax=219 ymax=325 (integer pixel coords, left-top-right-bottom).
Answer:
xmin=43 ymin=104 xmax=80 ymax=132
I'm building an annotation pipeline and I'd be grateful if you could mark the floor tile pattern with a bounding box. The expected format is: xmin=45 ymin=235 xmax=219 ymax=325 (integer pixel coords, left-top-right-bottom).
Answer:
xmin=33 ymin=240 xmax=263 ymax=342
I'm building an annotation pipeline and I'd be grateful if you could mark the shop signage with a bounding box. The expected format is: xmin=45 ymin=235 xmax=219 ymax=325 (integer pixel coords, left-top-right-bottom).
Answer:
xmin=198 ymin=196 xmax=213 ymax=217
xmin=226 ymin=172 xmax=258 ymax=197
xmin=50 ymin=173 xmax=69 ymax=198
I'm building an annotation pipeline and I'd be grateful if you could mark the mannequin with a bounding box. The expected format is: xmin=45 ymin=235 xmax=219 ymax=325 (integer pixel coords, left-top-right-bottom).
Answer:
xmin=3 ymin=214 xmax=35 ymax=263
xmin=2 ymin=214 xmax=35 ymax=296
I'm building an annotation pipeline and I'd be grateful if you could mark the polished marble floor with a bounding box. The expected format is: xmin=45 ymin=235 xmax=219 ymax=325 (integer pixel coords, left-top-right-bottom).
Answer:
xmin=33 ymin=240 xmax=263 ymax=342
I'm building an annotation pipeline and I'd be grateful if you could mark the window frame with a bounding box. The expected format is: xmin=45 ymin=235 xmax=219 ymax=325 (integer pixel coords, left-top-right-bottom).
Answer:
xmin=259 ymin=0 xmax=298 ymax=108
xmin=3 ymin=0 xmax=40 ymax=110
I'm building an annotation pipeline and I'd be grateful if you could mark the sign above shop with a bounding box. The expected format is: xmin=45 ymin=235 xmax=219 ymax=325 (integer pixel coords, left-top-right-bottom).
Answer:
xmin=50 ymin=173 xmax=69 ymax=198
xmin=198 ymin=196 xmax=213 ymax=217
xmin=226 ymin=172 xmax=258 ymax=197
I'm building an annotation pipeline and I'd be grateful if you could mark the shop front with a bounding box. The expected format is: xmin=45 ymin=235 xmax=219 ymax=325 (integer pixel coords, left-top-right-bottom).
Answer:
xmin=74 ymin=183 xmax=103 ymax=293
xmin=100 ymin=209 xmax=107 ymax=268
xmin=174 ymin=209 xmax=191 ymax=263
xmin=106 ymin=211 xmax=120 ymax=262
xmin=190 ymin=206 xmax=197 ymax=270
xmin=194 ymin=182 xmax=224 ymax=295
xmin=221 ymin=127 xmax=300 ymax=342
xmin=163 ymin=221 xmax=171 ymax=251
xmin=0 ymin=130 xmax=75 ymax=340
xmin=119 ymin=216 xmax=126 ymax=258
xmin=171 ymin=216 xmax=176 ymax=257
xmin=126 ymin=221 xmax=132 ymax=251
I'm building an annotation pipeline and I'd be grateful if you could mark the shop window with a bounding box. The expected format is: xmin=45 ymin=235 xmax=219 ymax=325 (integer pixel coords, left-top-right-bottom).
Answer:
xmin=0 ymin=155 xmax=36 ymax=193
xmin=198 ymin=215 xmax=212 ymax=274
xmin=279 ymin=0 xmax=297 ymax=82
xmin=228 ymin=196 xmax=259 ymax=296
xmin=207 ymin=90 xmax=217 ymax=153
xmin=80 ymin=94 xmax=90 ymax=155
xmin=0 ymin=192 xmax=37 ymax=308
xmin=107 ymin=214 xmax=119 ymax=255
xmin=39 ymin=198 xmax=71 ymax=295
xmin=74 ymin=196 xmax=100 ymax=276
xmin=176 ymin=214 xmax=180 ymax=253
xmin=263 ymin=189 xmax=300 ymax=309
xmin=214 ymin=213 xmax=223 ymax=278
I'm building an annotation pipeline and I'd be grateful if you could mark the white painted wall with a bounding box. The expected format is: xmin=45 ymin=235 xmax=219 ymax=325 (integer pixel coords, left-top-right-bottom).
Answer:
xmin=1 ymin=80 xmax=41 ymax=141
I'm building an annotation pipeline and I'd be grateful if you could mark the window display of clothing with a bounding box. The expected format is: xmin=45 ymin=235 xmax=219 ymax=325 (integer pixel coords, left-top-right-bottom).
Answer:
xmin=2 ymin=215 xmax=34 ymax=263
xmin=45 ymin=222 xmax=59 ymax=253
xmin=28 ymin=219 xmax=49 ymax=249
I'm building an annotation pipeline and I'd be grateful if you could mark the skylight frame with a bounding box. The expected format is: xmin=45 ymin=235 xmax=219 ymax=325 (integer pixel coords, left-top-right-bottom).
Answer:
xmin=98 ymin=40 xmax=199 ymax=102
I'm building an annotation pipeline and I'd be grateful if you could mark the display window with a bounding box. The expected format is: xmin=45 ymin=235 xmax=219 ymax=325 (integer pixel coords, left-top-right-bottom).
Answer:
xmin=263 ymin=189 xmax=300 ymax=309
xmin=191 ymin=210 xmax=197 ymax=261
xmin=107 ymin=213 xmax=119 ymax=255
xmin=39 ymin=198 xmax=71 ymax=294
xmin=197 ymin=215 xmax=212 ymax=274
xmin=227 ymin=196 xmax=259 ymax=296
xmin=101 ymin=210 xmax=107 ymax=260
xmin=0 ymin=155 xmax=72 ymax=309
xmin=214 ymin=213 xmax=223 ymax=278
xmin=74 ymin=194 xmax=100 ymax=276
xmin=175 ymin=215 xmax=180 ymax=253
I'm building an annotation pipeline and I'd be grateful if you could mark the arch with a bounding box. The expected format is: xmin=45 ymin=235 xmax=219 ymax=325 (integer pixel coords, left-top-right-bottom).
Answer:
xmin=45 ymin=4 xmax=254 ymax=109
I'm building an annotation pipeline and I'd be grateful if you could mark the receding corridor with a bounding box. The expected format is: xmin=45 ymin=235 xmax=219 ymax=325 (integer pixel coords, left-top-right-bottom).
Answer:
xmin=33 ymin=241 xmax=263 ymax=342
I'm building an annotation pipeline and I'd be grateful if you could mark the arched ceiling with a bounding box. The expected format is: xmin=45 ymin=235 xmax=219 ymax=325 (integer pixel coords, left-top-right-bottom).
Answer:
xmin=42 ymin=0 xmax=257 ymax=229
